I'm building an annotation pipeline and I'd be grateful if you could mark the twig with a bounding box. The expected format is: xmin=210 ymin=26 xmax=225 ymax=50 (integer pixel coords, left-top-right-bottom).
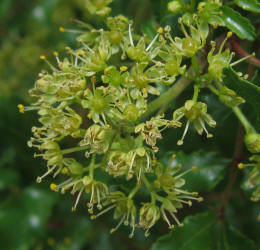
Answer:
xmin=230 ymin=37 xmax=260 ymax=68
xmin=219 ymin=123 xmax=244 ymax=220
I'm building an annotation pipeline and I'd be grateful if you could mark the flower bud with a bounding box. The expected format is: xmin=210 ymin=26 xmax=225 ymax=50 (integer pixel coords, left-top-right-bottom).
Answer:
xmin=123 ymin=104 xmax=139 ymax=122
xmin=139 ymin=203 xmax=160 ymax=229
xmin=63 ymin=158 xmax=84 ymax=175
xmin=245 ymin=133 xmax=260 ymax=153
xmin=168 ymin=1 xmax=182 ymax=14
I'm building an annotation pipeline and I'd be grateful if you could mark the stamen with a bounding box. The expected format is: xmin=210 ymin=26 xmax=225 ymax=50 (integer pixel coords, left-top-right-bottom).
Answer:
xmin=128 ymin=23 xmax=134 ymax=47
xmin=61 ymin=179 xmax=81 ymax=193
xmin=144 ymin=229 xmax=150 ymax=237
xmin=174 ymin=188 xmax=197 ymax=195
xmin=161 ymin=208 xmax=173 ymax=229
xmin=72 ymin=188 xmax=84 ymax=211
xmin=174 ymin=168 xmax=194 ymax=179
xmin=230 ymin=53 xmax=255 ymax=67
xmin=36 ymin=165 xmax=57 ymax=183
xmin=199 ymin=118 xmax=213 ymax=138
xmin=146 ymin=33 xmax=159 ymax=51
xmin=97 ymin=188 xmax=102 ymax=210
xmin=110 ymin=215 xmax=126 ymax=233
xmin=129 ymin=223 xmax=136 ymax=238
xmin=40 ymin=55 xmax=57 ymax=71
xmin=90 ymin=184 xmax=95 ymax=204
xmin=57 ymin=178 xmax=73 ymax=188
xmin=177 ymin=121 xmax=190 ymax=145
xmin=53 ymin=166 xmax=62 ymax=178
xmin=170 ymin=212 xmax=183 ymax=227
xmin=178 ymin=196 xmax=199 ymax=201
xmin=53 ymin=52 xmax=60 ymax=64
xmin=128 ymin=152 xmax=136 ymax=174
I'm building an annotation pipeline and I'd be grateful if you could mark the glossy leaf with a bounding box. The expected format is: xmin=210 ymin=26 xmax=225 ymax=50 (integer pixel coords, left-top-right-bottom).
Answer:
xmin=152 ymin=212 xmax=256 ymax=250
xmin=161 ymin=151 xmax=229 ymax=192
xmin=151 ymin=212 xmax=217 ymax=250
xmin=220 ymin=6 xmax=256 ymax=41
xmin=234 ymin=0 xmax=260 ymax=13
xmin=223 ymin=67 xmax=260 ymax=130
xmin=0 ymin=186 xmax=58 ymax=249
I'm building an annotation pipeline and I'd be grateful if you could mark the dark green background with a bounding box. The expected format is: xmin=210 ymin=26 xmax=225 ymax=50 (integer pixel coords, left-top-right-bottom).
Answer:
xmin=0 ymin=0 xmax=259 ymax=249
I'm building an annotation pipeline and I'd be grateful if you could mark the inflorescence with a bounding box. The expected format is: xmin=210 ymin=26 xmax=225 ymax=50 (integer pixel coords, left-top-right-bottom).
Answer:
xmin=19 ymin=0 xmax=260 ymax=237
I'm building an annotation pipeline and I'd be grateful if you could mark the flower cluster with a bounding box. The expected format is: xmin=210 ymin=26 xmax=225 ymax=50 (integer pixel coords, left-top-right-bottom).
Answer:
xmin=20 ymin=0 xmax=253 ymax=237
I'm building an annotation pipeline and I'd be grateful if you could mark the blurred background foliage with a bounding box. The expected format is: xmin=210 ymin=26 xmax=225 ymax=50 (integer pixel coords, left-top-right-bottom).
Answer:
xmin=0 ymin=0 xmax=259 ymax=249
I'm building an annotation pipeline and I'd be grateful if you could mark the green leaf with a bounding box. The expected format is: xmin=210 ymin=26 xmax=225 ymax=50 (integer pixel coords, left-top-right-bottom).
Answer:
xmin=152 ymin=212 xmax=256 ymax=250
xmin=161 ymin=151 xmax=229 ymax=192
xmin=0 ymin=186 xmax=58 ymax=249
xmin=152 ymin=212 xmax=217 ymax=250
xmin=223 ymin=225 xmax=256 ymax=250
xmin=220 ymin=6 xmax=256 ymax=41
xmin=234 ymin=0 xmax=260 ymax=13
xmin=223 ymin=67 xmax=260 ymax=131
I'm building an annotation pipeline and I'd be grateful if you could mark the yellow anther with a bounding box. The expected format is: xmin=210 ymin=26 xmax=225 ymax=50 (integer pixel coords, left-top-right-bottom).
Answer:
xmin=120 ymin=66 xmax=128 ymax=72
xmin=177 ymin=140 xmax=183 ymax=146
xmin=105 ymin=124 xmax=110 ymax=129
xmin=142 ymin=88 xmax=147 ymax=94
xmin=50 ymin=183 xmax=58 ymax=192
xmin=88 ymin=113 xmax=92 ymax=119
xmin=157 ymin=27 xmax=164 ymax=34
xmin=64 ymin=237 xmax=71 ymax=245
xmin=188 ymin=200 xmax=192 ymax=206
xmin=198 ymin=197 xmax=204 ymax=202
xmin=76 ymin=50 xmax=83 ymax=55
xmin=252 ymin=52 xmax=256 ymax=57
xmin=17 ymin=104 xmax=24 ymax=114
xmin=192 ymin=166 xmax=198 ymax=171
xmin=40 ymin=55 xmax=46 ymax=60
xmin=227 ymin=31 xmax=232 ymax=38
xmin=61 ymin=168 xmax=68 ymax=174
xmin=152 ymin=159 xmax=157 ymax=165
xmin=207 ymin=133 xmax=213 ymax=138
xmin=238 ymin=163 xmax=244 ymax=169
xmin=47 ymin=237 xmax=55 ymax=246
xmin=53 ymin=51 xmax=59 ymax=57
xmin=171 ymin=153 xmax=176 ymax=159
xmin=59 ymin=27 xmax=65 ymax=32
xmin=90 ymin=215 xmax=96 ymax=219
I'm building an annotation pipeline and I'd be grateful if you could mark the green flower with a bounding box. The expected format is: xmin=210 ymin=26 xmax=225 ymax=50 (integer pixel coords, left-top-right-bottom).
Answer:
xmin=173 ymin=100 xmax=216 ymax=145
xmin=245 ymin=133 xmax=260 ymax=154
xmin=124 ymin=23 xmax=160 ymax=62
xmin=207 ymin=34 xmax=233 ymax=80
xmin=166 ymin=18 xmax=206 ymax=58
xmin=139 ymin=203 xmax=160 ymax=236
xmin=82 ymin=87 xmax=111 ymax=123
xmin=102 ymin=66 xmax=128 ymax=87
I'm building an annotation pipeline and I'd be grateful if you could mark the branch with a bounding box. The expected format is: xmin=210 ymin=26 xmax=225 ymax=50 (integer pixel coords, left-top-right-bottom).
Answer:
xmin=230 ymin=38 xmax=260 ymax=68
